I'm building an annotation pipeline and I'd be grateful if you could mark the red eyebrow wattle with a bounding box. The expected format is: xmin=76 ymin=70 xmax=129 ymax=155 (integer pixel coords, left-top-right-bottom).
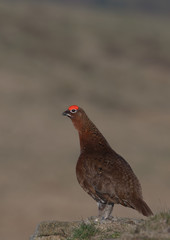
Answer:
xmin=68 ymin=105 xmax=79 ymax=111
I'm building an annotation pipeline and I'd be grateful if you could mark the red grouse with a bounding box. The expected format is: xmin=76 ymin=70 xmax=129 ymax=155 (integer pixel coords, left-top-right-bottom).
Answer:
xmin=63 ymin=105 xmax=153 ymax=219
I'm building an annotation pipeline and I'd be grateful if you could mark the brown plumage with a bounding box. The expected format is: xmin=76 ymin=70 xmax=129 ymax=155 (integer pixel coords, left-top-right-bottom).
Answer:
xmin=63 ymin=105 xmax=153 ymax=219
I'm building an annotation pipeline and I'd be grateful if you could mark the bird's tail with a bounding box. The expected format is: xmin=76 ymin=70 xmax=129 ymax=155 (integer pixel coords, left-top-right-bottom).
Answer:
xmin=134 ymin=198 xmax=153 ymax=217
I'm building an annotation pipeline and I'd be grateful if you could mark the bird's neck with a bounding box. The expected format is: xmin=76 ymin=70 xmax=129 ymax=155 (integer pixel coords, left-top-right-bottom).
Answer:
xmin=74 ymin=116 xmax=112 ymax=154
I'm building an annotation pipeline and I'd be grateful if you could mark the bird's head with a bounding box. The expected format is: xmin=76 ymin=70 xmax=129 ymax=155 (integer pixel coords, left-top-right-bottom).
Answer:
xmin=62 ymin=105 xmax=80 ymax=118
xmin=63 ymin=105 xmax=85 ymax=122
xmin=63 ymin=105 xmax=85 ymax=130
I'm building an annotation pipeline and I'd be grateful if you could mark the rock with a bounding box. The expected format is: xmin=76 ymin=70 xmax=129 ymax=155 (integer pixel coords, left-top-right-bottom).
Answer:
xmin=30 ymin=220 xmax=80 ymax=240
xmin=30 ymin=212 xmax=170 ymax=240
xmin=30 ymin=217 xmax=140 ymax=240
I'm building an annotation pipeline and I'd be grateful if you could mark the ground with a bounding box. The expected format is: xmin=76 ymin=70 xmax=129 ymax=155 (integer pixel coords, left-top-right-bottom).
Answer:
xmin=31 ymin=211 xmax=170 ymax=240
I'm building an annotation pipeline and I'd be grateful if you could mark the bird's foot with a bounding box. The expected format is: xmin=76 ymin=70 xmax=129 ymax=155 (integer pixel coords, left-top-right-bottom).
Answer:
xmin=94 ymin=215 xmax=115 ymax=223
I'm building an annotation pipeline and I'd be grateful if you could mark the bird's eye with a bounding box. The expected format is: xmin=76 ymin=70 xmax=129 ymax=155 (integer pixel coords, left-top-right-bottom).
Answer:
xmin=70 ymin=109 xmax=77 ymax=113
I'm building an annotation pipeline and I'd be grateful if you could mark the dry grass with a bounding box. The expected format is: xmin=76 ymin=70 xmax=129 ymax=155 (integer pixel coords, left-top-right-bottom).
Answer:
xmin=0 ymin=2 xmax=170 ymax=240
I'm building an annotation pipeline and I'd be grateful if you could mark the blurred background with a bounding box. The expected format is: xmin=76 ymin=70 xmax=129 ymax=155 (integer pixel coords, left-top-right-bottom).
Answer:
xmin=0 ymin=1 xmax=170 ymax=240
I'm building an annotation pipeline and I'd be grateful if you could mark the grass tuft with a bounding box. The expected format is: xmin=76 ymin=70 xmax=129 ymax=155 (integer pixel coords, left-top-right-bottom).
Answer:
xmin=67 ymin=222 xmax=98 ymax=240
xmin=151 ymin=210 xmax=170 ymax=224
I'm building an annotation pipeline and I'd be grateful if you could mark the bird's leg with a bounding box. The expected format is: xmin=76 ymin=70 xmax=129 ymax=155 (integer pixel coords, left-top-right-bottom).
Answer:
xmin=97 ymin=202 xmax=114 ymax=220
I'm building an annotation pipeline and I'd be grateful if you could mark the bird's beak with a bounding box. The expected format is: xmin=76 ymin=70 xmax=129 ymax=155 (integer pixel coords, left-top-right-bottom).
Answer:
xmin=62 ymin=110 xmax=71 ymax=118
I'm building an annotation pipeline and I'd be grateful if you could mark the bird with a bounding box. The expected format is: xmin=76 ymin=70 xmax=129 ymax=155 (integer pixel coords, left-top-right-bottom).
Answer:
xmin=62 ymin=105 xmax=153 ymax=219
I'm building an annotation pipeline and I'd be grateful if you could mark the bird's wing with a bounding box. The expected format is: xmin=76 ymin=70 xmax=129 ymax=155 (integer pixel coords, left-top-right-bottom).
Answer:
xmin=88 ymin=154 xmax=142 ymax=208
